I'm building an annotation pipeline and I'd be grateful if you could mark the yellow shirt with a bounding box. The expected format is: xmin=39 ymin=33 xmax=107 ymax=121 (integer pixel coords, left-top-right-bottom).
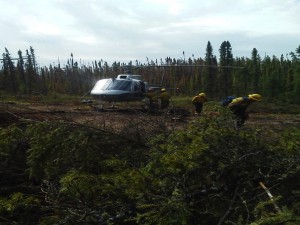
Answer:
xmin=160 ymin=92 xmax=170 ymax=101
xmin=228 ymin=97 xmax=252 ymax=111
xmin=192 ymin=95 xmax=207 ymax=103
xmin=146 ymin=92 xmax=158 ymax=101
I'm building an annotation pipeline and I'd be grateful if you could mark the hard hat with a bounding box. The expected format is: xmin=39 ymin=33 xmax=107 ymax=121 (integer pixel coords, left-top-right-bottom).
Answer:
xmin=248 ymin=94 xmax=262 ymax=101
xmin=199 ymin=93 xmax=206 ymax=97
xmin=161 ymin=88 xmax=166 ymax=92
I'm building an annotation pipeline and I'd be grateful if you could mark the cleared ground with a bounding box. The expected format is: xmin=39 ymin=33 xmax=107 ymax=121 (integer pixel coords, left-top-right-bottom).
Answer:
xmin=1 ymin=101 xmax=300 ymax=132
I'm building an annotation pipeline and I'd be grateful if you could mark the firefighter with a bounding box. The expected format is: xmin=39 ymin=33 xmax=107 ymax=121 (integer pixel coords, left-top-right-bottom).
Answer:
xmin=228 ymin=93 xmax=262 ymax=127
xmin=145 ymin=88 xmax=158 ymax=111
xmin=192 ymin=92 xmax=207 ymax=114
xmin=159 ymin=88 xmax=170 ymax=110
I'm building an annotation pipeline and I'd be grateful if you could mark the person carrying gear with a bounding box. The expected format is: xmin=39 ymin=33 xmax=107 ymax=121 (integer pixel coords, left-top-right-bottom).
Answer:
xmin=192 ymin=92 xmax=207 ymax=114
xmin=159 ymin=88 xmax=170 ymax=110
xmin=228 ymin=93 xmax=262 ymax=127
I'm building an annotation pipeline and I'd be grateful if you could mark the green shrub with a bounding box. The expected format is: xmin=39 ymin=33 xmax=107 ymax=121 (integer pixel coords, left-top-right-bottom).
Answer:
xmin=128 ymin=111 xmax=300 ymax=224
xmin=0 ymin=110 xmax=300 ymax=224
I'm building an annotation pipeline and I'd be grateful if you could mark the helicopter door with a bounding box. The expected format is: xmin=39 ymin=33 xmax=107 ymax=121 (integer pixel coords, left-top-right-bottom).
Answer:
xmin=139 ymin=81 xmax=146 ymax=93
xmin=133 ymin=82 xmax=143 ymax=99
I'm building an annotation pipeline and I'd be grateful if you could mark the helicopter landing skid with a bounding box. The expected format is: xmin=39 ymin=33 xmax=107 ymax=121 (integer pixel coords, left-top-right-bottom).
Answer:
xmin=94 ymin=102 xmax=118 ymax=112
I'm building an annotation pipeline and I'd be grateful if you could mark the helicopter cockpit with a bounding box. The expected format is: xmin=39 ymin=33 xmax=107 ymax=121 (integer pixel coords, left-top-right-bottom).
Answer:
xmin=93 ymin=79 xmax=132 ymax=91
xmin=90 ymin=74 xmax=147 ymax=102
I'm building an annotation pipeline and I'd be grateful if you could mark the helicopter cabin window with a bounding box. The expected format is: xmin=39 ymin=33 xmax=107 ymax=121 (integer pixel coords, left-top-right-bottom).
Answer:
xmin=107 ymin=80 xmax=132 ymax=91
xmin=94 ymin=79 xmax=111 ymax=90
xmin=139 ymin=81 xmax=145 ymax=92
xmin=133 ymin=82 xmax=140 ymax=91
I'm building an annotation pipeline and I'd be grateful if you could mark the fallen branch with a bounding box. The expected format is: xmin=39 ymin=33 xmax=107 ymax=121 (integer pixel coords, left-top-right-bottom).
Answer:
xmin=217 ymin=185 xmax=239 ymax=225
xmin=259 ymin=181 xmax=281 ymax=213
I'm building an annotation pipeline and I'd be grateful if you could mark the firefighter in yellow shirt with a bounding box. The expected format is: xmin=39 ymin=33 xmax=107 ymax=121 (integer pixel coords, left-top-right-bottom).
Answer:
xmin=192 ymin=93 xmax=207 ymax=114
xmin=228 ymin=93 xmax=262 ymax=127
xmin=159 ymin=88 xmax=170 ymax=110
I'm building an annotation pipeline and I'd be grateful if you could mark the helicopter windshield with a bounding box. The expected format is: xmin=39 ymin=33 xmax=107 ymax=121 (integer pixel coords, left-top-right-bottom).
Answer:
xmin=93 ymin=79 xmax=112 ymax=90
xmin=107 ymin=80 xmax=132 ymax=91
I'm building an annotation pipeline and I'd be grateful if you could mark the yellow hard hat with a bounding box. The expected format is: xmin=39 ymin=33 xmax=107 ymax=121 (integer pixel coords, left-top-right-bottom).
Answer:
xmin=248 ymin=94 xmax=262 ymax=101
xmin=199 ymin=93 xmax=206 ymax=97
xmin=161 ymin=88 xmax=166 ymax=92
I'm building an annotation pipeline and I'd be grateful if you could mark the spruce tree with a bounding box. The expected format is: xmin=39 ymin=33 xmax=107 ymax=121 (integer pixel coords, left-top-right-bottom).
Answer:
xmin=17 ymin=50 xmax=27 ymax=95
xmin=3 ymin=48 xmax=18 ymax=95
xmin=219 ymin=41 xmax=233 ymax=96
xmin=296 ymin=44 xmax=300 ymax=59
xmin=204 ymin=41 xmax=218 ymax=99
xmin=250 ymin=48 xmax=262 ymax=92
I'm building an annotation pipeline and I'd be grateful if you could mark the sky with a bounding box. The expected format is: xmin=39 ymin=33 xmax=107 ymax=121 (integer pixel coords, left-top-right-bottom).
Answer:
xmin=0 ymin=0 xmax=300 ymax=67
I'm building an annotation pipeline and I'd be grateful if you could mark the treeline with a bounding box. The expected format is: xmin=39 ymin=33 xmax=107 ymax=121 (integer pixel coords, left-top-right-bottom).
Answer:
xmin=1 ymin=42 xmax=300 ymax=103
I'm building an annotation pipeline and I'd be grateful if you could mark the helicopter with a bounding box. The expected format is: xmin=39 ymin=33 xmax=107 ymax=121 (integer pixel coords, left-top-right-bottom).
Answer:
xmin=88 ymin=63 xmax=244 ymax=108
xmin=90 ymin=73 xmax=153 ymax=103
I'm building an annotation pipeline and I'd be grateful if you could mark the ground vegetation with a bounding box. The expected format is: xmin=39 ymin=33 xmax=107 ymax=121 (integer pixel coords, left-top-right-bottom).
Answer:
xmin=0 ymin=100 xmax=299 ymax=224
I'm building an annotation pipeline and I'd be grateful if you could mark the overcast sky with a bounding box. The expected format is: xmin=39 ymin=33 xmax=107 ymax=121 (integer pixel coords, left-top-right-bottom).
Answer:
xmin=1 ymin=0 xmax=299 ymax=67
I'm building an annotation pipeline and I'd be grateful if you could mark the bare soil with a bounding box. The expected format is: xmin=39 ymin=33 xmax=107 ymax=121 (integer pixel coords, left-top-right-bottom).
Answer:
xmin=1 ymin=101 xmax=300 ymax=132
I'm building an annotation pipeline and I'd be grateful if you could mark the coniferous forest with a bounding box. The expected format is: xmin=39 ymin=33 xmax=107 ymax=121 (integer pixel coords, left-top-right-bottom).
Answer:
xmin=0 ymin=42 xmax=300 ymax=225
xmin=1 ymin=42 xmax=300 ymax=103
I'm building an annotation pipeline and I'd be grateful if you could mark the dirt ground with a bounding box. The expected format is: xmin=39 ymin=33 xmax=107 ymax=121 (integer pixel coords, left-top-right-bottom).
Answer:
xmin=1 ymin=101 xmax=300 ymax=132
xmin=0 ymin=101 xmax=190 ymax=135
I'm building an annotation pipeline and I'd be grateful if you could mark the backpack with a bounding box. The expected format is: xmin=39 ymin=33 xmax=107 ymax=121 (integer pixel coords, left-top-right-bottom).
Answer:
xmin=220 ymin=96 xmax=236 ymax=107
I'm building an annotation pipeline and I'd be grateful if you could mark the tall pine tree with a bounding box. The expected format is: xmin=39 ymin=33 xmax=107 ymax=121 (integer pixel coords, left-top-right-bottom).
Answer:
xmin=250 ymin=48 xmax=261 ymax=92
xmin=17 ymin=50 xmax=27 ymax=95
xmin=219 ymin=41 xmax=233 ymax=96
xmin=204 ymin=41 xmax=218 ymax=99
